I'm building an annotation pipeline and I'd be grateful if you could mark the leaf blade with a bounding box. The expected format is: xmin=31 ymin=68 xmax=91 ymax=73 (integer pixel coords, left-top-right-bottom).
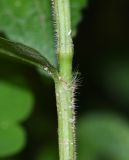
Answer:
xmin=0 ymin=0 xmax=88 ymax=66
xmin=0 ymin=124 xmax=25 ymax=158
xmin=0 ymin=37 xmax=57 ymax=77
xmin=78 ymin=112 xmax=129 ymax=160
xmin=0 ymin=0 xmax=56 ymax=65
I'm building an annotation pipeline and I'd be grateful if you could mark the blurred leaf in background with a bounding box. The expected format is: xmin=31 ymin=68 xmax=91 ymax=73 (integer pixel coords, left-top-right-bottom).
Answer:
xmin=0 ymin=125 xmax=25 ymax=158
xmin=0 ymin=58 xmax=34 ymax=158
xmin=78 ymin=112 xmax=129 ymax=160
xmin=0 ymin=78 xmax=33 ymax=122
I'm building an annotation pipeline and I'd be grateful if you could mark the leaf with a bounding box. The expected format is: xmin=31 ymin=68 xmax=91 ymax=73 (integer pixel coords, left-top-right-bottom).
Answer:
xmin=0 ymin=72 xmax=33 ymax=157
xmin=0 ymin=37 xmax=57 ymax=77
xmin=0 ymin=124 xmax=25 ymax=157
xmin=0 ymin=79 xmax=33 ymax=122
xmin=0 ymin=0 xmax=88 ymax=66
xmin=78 ymin=112 xmax=129 ymax=160
xmin=71 ymin=0 xmax=88 ymax=35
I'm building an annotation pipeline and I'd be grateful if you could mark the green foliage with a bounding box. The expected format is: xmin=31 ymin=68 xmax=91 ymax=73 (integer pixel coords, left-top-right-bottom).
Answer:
xmin=0 ymin=79 xmax=33 ymax=122
xmin=0 ymin=125 xmax=25 ymax=157
xmin=0 ymin=37 xmax=57 ymax=77
xmin=0 ymin=0 xmax=55 ymax=65
xmin=1 ymin=0 xmax=129 ymax=159
xmin=0 ymin=0 xmax=88 ymax=158
xmin=78 ymin=112 xmax=129 ymax=160
xmin=71 ymin=0 xmax=88 ymax=35
xmin=0 ymin=77 xmax=33 ymax=157
xmin=0 ymin=0 xmax=88 ymax=66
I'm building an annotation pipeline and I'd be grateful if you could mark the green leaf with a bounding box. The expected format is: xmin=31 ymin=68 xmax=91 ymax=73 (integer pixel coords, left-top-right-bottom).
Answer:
xmin=0 ymin=0 xmax=55 ymax=65
xmin=0 ymin=124 xmax=25 ymax=157
xmin=0 ymin=0 xmax=88 ymax=66
xmin=0 ymin=62 xmax=34 ymax=157
xmin=78 ymin=112 xmax=129 ymax=160
xmin=0 ymin=79 xmax=33 ymax=122
xmin=71 ymin=0 xmax=88 ymax=35
xmin=0 ymin=37 xmax=57 ymax=77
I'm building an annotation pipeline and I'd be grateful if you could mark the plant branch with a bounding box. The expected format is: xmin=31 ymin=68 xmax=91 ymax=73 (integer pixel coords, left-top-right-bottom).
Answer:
xmin=52 ymin=0 xmax=76 ymax=159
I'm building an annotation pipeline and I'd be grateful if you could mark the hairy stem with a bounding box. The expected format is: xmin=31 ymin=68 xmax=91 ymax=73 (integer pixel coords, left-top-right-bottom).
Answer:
xmin=55 ymin=78 xmax=75 ymax=160
xmin=52 ymin=0 xmax=76 ymax=159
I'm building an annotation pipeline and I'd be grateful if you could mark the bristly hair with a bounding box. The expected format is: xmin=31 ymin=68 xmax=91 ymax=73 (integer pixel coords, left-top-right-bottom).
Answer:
xmin=50 ymin=0 xmax=59 ymax=56
xmin=71 ymin=71 xmax=82 ymax=159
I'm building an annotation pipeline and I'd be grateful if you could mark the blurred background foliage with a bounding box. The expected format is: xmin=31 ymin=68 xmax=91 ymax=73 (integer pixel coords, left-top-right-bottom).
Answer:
xmin=0 ymin=0 xmax=129 ymax=160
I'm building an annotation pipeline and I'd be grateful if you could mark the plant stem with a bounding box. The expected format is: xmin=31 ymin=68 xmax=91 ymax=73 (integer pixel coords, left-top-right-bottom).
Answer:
xmin=55 ymin=79 xmax=75 ymax=160
xmin=52 ymin=0 xmax=76 ymax=159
